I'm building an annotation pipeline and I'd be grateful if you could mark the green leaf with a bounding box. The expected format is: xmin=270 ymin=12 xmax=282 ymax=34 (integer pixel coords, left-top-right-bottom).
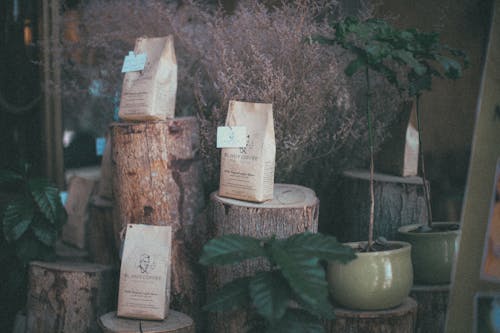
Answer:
xmin=203 ymin=277 xmax=250 ymax=312
xmin=0 ymin=169 xmax=23 ymax=185
xmin=29 ymin=178 xmax=59 ymax=223
xmin=436 ymin=55 xmax=462 ymax=79
xmin=199 ymin=234 xmax=267 ymax=266
xmin=15 ymin=235 xmax=55 ymax=264
xmin=3 ymin=199 xmax=34 ymax=242
xmin=270 ymin=240 xmax=334 ymax=318
xmin=249 ymin=271 xmax=291 ymax=322
xmin=31 ymin=215 xmax=57 ymax=246
xmin=267 ymin=308 xmax=325 ymax=333
xmin=344 ymin=57 xmax=366 ymax=77
xmin=392 ymin=49 xmax=426 ymax=76
xmin=283 ymin=232 xmax=356 ymax=264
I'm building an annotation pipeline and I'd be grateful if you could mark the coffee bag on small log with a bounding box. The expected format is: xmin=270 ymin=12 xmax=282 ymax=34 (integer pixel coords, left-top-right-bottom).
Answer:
xmin=117 ymin=224 xmax=172 ymax=320
xmin=219 ymin=100 xmax=275 ymax=202
xmin=119 ymin=35 xmax=177 ymax=121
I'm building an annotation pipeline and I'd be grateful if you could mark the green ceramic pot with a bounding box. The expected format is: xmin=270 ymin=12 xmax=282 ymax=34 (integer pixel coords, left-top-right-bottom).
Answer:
xmin=327 ymin=241 xmax=413 ymax=310
xmin=397 ymin=222 xmax=460 ymax=284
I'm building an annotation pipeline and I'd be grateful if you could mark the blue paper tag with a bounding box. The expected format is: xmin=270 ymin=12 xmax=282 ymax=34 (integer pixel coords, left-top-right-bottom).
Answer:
xmin=121 ymin=51 xmax=147 ymax=73
xmin=60 ymin=191 xmax=68 ymax=206
xmin=96 ymin=137 xmax=106 ymax=156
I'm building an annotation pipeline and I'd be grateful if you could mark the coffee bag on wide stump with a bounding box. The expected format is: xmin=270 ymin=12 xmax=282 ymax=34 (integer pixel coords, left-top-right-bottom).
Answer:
xmin=331 ymin=170 xmax=428 ymax=242
xmin=325 ymin=297 xmax=418 ymax=333
xmin=111 ymin=117 xmax=205 ymax=320
xmin=207 ymin=183 xmax=319 ymax=333
xmin=99 ymin=310 xmax=195 ymax=333
xmin=25 ymin=261 xmax=116 ymax=333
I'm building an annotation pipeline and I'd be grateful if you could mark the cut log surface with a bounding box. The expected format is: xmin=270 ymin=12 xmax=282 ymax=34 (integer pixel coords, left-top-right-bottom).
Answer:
xmin=207 ymin=184 xmax=319 ymax=333
xmin=326 ymin=297 xmax=418 ymax=333
xmin=25 ymin=261 xmax=116 ymax=333
xmin=410 ymin=284 xmax=450 ymax=333
xmin=88 ymin=195 xmax=119 ymax=266
xmin=332 ymin=169 xmax=428 ymax=242
xmin=111 ymin=118 xmax=205 ymax=323
xmin=99 ymin=310 xmax=195 ymax=333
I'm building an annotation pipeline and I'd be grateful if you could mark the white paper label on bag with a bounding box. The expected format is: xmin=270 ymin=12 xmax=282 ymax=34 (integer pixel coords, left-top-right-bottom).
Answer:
xmin=217 ymin=126 xmax=247 ymax=148
xmin=121 ymin=51 xmax=147 ymax=73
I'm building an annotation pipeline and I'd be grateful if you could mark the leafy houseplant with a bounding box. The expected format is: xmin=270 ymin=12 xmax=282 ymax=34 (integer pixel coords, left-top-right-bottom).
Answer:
xmin=0 ymin=164 xmax=67 ymax=330
xmin=199 ymin=232 xmax=356 ymax=332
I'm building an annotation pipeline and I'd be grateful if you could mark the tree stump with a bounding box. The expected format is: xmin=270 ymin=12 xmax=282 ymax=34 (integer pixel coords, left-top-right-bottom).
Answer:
xmin=98 ymin=310 xmax=195 ymax=333
xmin=325 ymin=297 xmax=418 ymax=333
xmin=410 ymin=284 xmax=450 ymax=333
xmin=88 ymin=195 xmax=119 ymax=266
xmin=110 ymin=117 xmax=205 ymax=323
xmin=331 ymin=170 xmax=428 ymax=242
xmin=207 ymin=184 xmax=319 ymax=333
xmin=25 ymin=261 xmax=116 ymax=333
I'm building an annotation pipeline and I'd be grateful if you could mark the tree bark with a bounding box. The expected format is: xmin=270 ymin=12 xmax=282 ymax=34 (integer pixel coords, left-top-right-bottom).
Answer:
xmin=410 ymin=284 xmax=450 ymax=333
xmin=88 ymin=195 xmax=119 ymax=266
xmin=325 ymin=297 xmax=418 ymax=333
xmin=26 ymin=261 xmax=116 ymax=333
xmin=207 ymin=184 xmax=319 ymax=333
xmin=330 ymin=170 xmax=428 ymax=242
xmin=99 ymin=310 xmax=194 ymax=333
xmin=110 ymin=118 xmax=205 ymax=323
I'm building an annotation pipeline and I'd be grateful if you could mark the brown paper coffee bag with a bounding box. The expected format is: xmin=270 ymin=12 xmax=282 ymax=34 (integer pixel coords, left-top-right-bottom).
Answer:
xmin=219 ymin=100 xmax=275 ymax=202
xmin=117 ymin=224 xmax=172 ymax=320
xmin=119 ymin=35 xmax=177 ymax=121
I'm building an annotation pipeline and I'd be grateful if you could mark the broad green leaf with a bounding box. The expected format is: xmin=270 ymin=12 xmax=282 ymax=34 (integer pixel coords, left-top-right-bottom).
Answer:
xmin=29 ymin=178 xmax=59 ymax=223
xmin=203 ymin=277 xmax=250 ymax=312
xmin=3 ymin=199 xmax=34 ymax=242
xmin=267 ymin=308 xmax=325 ymax=333
xmin=283 ymin=232 xmax=356 ymax=264
xmin=15 ymin=235 xmax=55 ymax=264
xmin=31 ymin=215 xmax=57 ymax=246
xmin=392 ymin=49 xmax=426 ymax=76
xmin=0 ymin=169 xmax=23 ymax=185
xmin=199 ymin=234 xmax=267 ymax=265
xmin=249 ymin=271 xmax=291 ymax=322
xmin=270 ymin=241 xmax=333 ymax=317
xmin=344 ymin=57 xmax=366 ymax=77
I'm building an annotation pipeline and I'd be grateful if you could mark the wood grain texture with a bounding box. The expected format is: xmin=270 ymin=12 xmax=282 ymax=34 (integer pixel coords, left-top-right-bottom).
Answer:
xmin=410 ymin=284 xmax=450 ymax=333
xmin=25 ymin=261 xmax=116 ymax=333
xmin=110 ymin=118 xmax=205 ymax=323
xmin=325 ymin=297 xmax=417 ymax=333
xmin=207 ymin=184 xmax=319 ymax=333
xmin=99 ymin=310 xmax=194 ymax=333
xmin=332 ymin=170 xmax=428 ymax=242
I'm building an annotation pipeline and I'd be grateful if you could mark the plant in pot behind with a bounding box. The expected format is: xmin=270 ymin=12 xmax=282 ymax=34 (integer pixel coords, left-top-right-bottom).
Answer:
xmin=394 ymin=27 xmax=467 ymax=285
xmin=315 ymin=17 xmax=421 ymax=310
xmin=0 ymin=164 xmax=67 ymax=331
xmin=199 ymin=232 xmax=356 ymax=332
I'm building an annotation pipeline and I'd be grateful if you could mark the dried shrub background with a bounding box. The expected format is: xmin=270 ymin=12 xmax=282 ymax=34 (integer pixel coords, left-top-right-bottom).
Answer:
xmin=58 ymin=0 xmax=403 ymax=207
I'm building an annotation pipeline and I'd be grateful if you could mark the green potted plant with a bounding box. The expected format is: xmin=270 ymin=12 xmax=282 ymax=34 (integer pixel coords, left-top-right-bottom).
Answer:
xmin=394 ymin=27 xmax=467 ymax=285
xmin=199 ymin=232 xmax=356 ymax=332
xmin=0 ymin=164 xmax=67 ymax=331
xmin=315 ymin=17 xmax=425 ymax=310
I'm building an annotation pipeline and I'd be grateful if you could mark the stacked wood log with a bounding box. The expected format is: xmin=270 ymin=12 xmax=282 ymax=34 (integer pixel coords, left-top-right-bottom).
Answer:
xmin=207 ymin=184 xmax=319 ymax=333
xmin=110 ymin=117 xmax=205 ymax=323
xmin=99 ymin=310 xmax=195 ymax=333
xmin=25 ymin=261 xmax=116 ymax=333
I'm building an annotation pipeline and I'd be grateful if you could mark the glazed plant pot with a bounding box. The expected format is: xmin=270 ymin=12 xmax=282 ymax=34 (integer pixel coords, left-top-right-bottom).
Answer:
xmin=327 ymin=241 xmax=413 ymax=310
xmin=397 ymin=222 xmax=460 ymax=285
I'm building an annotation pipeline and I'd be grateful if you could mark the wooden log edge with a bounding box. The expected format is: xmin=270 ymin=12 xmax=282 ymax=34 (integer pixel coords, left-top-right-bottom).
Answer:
xmin=343 ymin=169 xmax=424 ymax=186
xmin=333 ymin=297 xmax=418 ymax=319
xmin=98 ymin=310 xmax=194 ymax=333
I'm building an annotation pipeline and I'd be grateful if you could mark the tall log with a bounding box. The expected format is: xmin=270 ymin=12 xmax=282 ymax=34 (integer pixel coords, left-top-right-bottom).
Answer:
xmin=110 ymin=118 xmax=205 ymax=323
xmin=207 ymin=184 xmax=319 ymax=333
xmin=410 ymin=284 xmax=450 ymax=333
xmin=99 ymin=310 xmax=195 ymax=333
xmin=25 ymin=261 xmax=116 ymax=333
xmin=325 ymin=297 xmax=418 ymax=333
xmin=331 ymin=170 xmax=428 ymax=242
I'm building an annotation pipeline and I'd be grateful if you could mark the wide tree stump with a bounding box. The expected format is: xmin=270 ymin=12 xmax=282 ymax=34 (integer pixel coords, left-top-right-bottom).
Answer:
xmin=331 ymin=170 xmax=428 ymax=242
xmin=88 ymin=195 xmax=119 ymax=266
xmin=110 ymin=117 xmax=205 ymax=323
xmin=325 ymin=297 xmax=418 ymax=333
xmin=207 ymin=183 xmax=319 ymax=333
xmin=25 ymin=261 xmax=116 ymax=333
xmin=410 ymin=284 xmax=450 ymax=333
xmin=99 ymin=310 xmax=195 ymax=333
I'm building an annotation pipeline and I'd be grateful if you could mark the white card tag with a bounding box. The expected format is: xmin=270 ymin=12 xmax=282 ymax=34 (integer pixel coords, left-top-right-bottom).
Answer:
xmin=121 ymin=51 xmax=147 ymax=73
xmin=217 ymin=126 xmax=247 ymax=148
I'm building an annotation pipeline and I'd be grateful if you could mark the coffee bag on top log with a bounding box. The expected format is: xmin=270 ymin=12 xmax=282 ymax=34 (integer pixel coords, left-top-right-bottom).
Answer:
xmin=219 ymin=100 xmax=275 ymax=202
xmin=119 ymin=35 xmax=177 ymax=121
xmin=117 ymin=224 xmax=172 ymax=320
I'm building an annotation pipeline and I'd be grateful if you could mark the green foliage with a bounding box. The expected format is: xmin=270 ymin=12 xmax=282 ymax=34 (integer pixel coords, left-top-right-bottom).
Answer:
xmin=200 ymin=232 xmax=356 ymax=332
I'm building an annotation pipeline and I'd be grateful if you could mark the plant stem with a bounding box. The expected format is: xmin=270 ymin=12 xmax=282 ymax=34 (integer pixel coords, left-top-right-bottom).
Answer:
xmin=415 ymin=95 xmax=433 ymax=228
xmin=366 ymin=67 xmax=374 ymax=250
